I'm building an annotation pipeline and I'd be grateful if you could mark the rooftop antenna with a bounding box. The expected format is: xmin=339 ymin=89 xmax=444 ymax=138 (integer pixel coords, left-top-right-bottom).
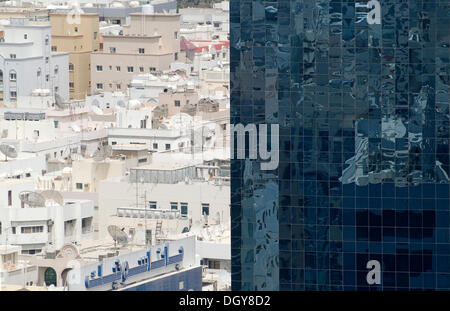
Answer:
xmin=19 ymin=191 xmax=46 ymax=208
xmin=40 ymin=190 xmax=64 ymax=206
xmin=107 ymin=225 xmax=129 ymax=249
xmin=0 ymin=144 xmax=17 ymax=162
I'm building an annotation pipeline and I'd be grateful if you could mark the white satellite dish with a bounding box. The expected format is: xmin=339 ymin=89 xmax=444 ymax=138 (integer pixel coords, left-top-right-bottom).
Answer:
xmin=55 ymin=93 xmax=67 ymax=110
xmin=0 ymin=144 xmax=17 ymax=161
xmin=91 ymin=106 xmax=104 ymax=116
xmin=40 ymin=190 xmax=64 ymax=206
xmin=71 ymin=123 xmax=81 ymax=133
xmin=19 ymin=191 xmax=46 ymax=207
xmin=107 ymin=225 xmax=129 ymax=245
xmin=93 ymin=145 xmax=112 ymax=161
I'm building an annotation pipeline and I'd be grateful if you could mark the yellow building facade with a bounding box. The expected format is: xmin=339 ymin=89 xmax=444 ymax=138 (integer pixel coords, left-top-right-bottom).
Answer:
xmin=50 ymin=13 xmax=99 ymax=100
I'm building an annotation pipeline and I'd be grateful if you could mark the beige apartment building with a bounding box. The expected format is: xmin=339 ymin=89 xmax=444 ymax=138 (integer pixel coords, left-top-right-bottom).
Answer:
xmin=158 ymin=89 xmax=199 ymax=117
xmin=50 ymin=13 xmax=100 ymax=100
xmin=91 ymin=13 xmax=183 ymax=94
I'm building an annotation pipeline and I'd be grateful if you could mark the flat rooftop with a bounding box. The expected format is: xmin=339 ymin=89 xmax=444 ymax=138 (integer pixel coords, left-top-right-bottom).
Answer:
xmin=132 ymin=162 xmax=194 ymax=171
xmin=111 ymin=144 xmax=149 ymax=151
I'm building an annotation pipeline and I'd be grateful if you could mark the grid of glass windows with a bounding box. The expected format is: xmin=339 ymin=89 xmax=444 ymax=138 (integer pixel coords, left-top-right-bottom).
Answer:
xmin=231 ymin=0 xmax=450 ymax=290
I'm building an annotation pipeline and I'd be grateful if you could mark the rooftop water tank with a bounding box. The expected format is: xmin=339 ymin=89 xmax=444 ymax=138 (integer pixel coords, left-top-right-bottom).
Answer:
xmin=142 ymin=4 xmax=154 ymax=14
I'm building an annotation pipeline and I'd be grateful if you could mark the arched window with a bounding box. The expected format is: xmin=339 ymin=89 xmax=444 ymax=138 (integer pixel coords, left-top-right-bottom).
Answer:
xmin=9 ymin=70 xmax=16 ymax=81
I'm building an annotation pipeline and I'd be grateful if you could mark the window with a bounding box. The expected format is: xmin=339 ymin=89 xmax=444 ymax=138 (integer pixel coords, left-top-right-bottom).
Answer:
xmin=110 ymin=47 xmax=116 ymax=53
xmin=116 ymin=83 xmax=121 ymax=90
xmin=116 ymin=66 xmax=121 ymax=71
xmin=9 ymin=70 xmax=16 ymax=81
xmin=74 ymin=27 xmax=78 ymax=32
xmin=174 ymin=31 xmax=178 ymax=39
xmin=69 ymin=63 xmax=74 ymax=71
xmin=109 ymin=65 xmax=112 ymax=70
xmin=139 ymin=66 xmax=144 ymax=73
xmin=10 ymin=54 xmax=16 ymax=59
xmin=180 ymin=203 xmax=188 ymax=216
xmin=76 ymin=183 xmax=83 ymax=190
xmin=37 ymin=68 xmax=41 ymax=77
xmin=55 ymin=86 xmax=59 ymax=93
xmin=149 ymin=201 xmax=157 ymax=209
xmin=138 ymin=48 xmax=145 ymax=54
xmin=46 ymin=74 xmax=49 ymax=82
xmin=96 ymin=65 xmax=103 ymax=71
xmin=170 ymin=202 xmax=178 ymax=210
xmin=149 ymin=67 xmax=156 ymax=72
xmin=45 ymin=35 xmax=49 ymax=45
xmin=202 ymin=203 xmax=210 ymax=216
xmin=165 ymin=144 xmax=170 ymax=150
xmin=54 ymin=120 xmax=59 ymax=128
xmin=45 ymin=57 xmax=49 ymax=63
xmin=69 ymin=82 xmax=74 ymax=88
xmin=24 ymin=34 xmax=27 ymax=39
xmin=96 ymin=83 xmax=103 ymax=89
xmin=54 ymin=66 xmax=58 ymax=74
xmin=10 ymin=91 xmax=17 ymax=98
xmin=8 ymin=190 xmax=12 ymax=206
xmin=174 ymin=100 xmax=181 ymax=107
xmin=153 ymin=143 xmax=158 ymax=150
xmin=127 ymin=66 xmax=133 ymax=73
xmin=138 ymin=158 xmax=147 ymax=163
xmin=52 ymin=46 xmax=57 ymax=52
xmin=21 ymin=226 xmax=44 ymax=234
xmin=93 ymin=32 xmax=97 ymax=40
xmin=174 ymin=52 xmax=178 ymax=61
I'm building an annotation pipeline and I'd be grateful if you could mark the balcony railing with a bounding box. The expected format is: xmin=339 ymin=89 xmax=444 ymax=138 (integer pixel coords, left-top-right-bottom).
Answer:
xmin=117 ymin=207 xmax=186 ymax=220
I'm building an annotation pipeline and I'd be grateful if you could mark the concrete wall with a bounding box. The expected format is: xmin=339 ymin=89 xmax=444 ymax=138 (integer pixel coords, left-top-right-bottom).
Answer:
xmin=98 ymin=178 xmax=230 ymax=239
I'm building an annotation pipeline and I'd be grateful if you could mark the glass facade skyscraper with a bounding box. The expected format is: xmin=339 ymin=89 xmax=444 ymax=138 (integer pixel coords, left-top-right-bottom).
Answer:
xmin=231 ymin=0 xmax=450 ymax=290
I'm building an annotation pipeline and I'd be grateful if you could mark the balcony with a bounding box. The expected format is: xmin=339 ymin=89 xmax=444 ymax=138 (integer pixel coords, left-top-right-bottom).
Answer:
xmin=117 ymin=207 xmax=185 ymax=220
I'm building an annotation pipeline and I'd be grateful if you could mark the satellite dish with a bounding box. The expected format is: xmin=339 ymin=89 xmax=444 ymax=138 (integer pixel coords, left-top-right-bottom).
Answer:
xmin=91 ymin=106 xmax=104 ymax=116
xmin=40 ymin=190 xmax=64 ymax=206
xmin=55 ymin=94 xmax=67 ymax=110
xmin=0 ymin=144 xmax=17 ymax=161
xmin=71 ymin=123 xmax=81 ymax=133
xmin=107 ymin=225 xmax=129 ymax=245
xmin=93 ymin=145 xmax=112 ymax=161
xmin=19 ymin=191 xmax=46 ymax=207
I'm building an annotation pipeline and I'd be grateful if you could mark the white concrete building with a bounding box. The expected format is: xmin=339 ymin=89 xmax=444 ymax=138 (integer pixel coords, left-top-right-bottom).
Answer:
xmin=0 ymin=245 xmax=38 ymax=287
xmin=0 ymin=178 xmax=94 ymax=253
xmin=116 ymin=106 xmax=152 ymax=129
xmin=0 ymin=108 xmax=82 ymax=164
xmin=98 ymin=160 xmax=230 ymax=240
xmin=108 ymin=127 xmax=192 ymax=153
xmin=0 ymin=18 xmax=69 ymax=107
xmin=65 ymin=236 xmax=199 ymax=291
